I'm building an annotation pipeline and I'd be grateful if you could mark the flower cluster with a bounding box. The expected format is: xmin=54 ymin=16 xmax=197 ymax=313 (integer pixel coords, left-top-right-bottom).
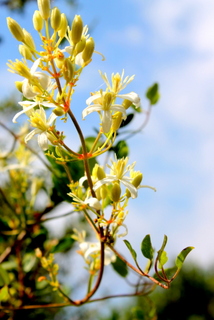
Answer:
xmin=7 ymin=0 xmax=155 ymax=287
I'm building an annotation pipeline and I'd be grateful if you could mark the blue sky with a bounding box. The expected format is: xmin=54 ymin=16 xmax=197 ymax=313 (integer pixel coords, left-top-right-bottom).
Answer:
xmin=1 ymin=0 xmax=214 ymax=272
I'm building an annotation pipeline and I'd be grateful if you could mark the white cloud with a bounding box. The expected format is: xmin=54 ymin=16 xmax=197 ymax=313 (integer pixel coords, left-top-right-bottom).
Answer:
xmin=134 ymin=0 xmax=214 ymax=53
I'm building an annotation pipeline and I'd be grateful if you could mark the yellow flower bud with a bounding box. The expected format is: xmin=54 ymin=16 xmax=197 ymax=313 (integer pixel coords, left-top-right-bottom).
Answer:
xmin=111 ymin=112 xmax=123 ymax=132
xmin=111 ymin=182 xmax=121 ymax=202
xmin=54 ymin=49 xmax=65 ymax=68
xmin=58 ymin=13 xmax=68 ymax=38
xmin=122 ymin=99 xmax=133 ymax=110
xmin=71 ymin=15 xmax=83 ymax=44
xmin=35 ymin=248 xmax=43 ymax=258
xmin=23 ymin=29 xmax=36 ymax=51
xmin=51 ymin=7 xmax=61 ymax=31
xmin=33 ymin=10 xmax=43 ymax=32
xmin=63 ymin=58 xmax=74 ymax=83
xmin=125 ymin=188 xmax=131 ymax=199
xmin=100 ymin=185 xmax=108 ymax=200
xmin=97 ymin=166 xmax=106 ymax=180
xmin=82 ymin=37 xmax=95 ymax=63
xmin=19 ymin=44 xmax=33 ymax=61
xmin=132 ymin=173 xmax=143 ymax=188
xmin=7 ymin=17 xmax=24 ymax=42
xmin=74 ymin=36 xmax=86 ymax=55
xmin=37 ymin=0 xmax=50 ymax=20
xmin=15 ymin=81 xmax=23 ymax=92
xmin=53 ymin=106 xmax=64 ymax=116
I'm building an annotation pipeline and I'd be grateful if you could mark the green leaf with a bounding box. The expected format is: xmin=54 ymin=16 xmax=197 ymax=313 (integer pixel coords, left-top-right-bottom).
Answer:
xmin=111 ymin=256 xmax=129 ymax=277
xmin=141 ymin=234 xmax=154 ymax=260
xmin=158 ymin=250 xmax=168 ymax=269
xmin=157 ymin=235 xmax=167 ymax=258
xmin=50 ymin=236 xmax=75 ymax=253
xmin=112 ymin=140 xmax=129 ymax=159
xmin=120 ymin=113 xmax=134 ymax=128
xmin=0 ymin=286 xmax=10 ymax=302
xmin=146 ymin=83 xmax=160 ymax=105
xmin=124 ymin=239 xmax=137 ymax=261
xmin=23 ymin=254 xmax=37 ymax=273
xmin=84 ymin=136 xmax=102 ymax=150
xmin=175 ymin=246 xmax=194 ymax=270
xmin=157 ymin=235 xmax=168 ymax=268
xmin=0 ymin=267 xmax=10 ymax=287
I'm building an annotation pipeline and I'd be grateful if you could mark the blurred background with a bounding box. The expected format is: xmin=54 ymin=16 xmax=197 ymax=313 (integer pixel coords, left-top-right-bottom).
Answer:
xmin=1 ymin=0 xmax=214 ymax=319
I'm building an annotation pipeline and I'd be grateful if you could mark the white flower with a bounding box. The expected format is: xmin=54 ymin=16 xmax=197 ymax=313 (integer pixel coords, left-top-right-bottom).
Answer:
xmin=79 ymin=241 xmax=116 ymax=265
xmin=99 ymin=70 xmax=141 ymax=108
xmin=25 ymin=107 xmax=57 ymax=150
xmin=93 ymin=156 xmax=138 ymax=199
xmin=12 ymin=100 xmax=57 ymax=123
xmin=82 ymin=91 xmax=127 ymax=133
xmin=68 ymin=192 xmax=102 ymax=211
xmin=22 ymin=58 xmax=53 ymax=99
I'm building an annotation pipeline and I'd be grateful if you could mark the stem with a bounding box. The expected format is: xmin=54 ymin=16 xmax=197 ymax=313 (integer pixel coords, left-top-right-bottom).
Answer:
xmin=108 ymin=244 xmax=169 ymax=289
xmin=121 ymin=104 xmax=152 ymax=141
xmin=87 ymin=274 xmax=95 ymax=294
xmin=83 ymin=209 xmax=99 ymax=234
xmin=75 ymin=236 xmax=105 ymax=305
xmin=67 ymin=109 xmax=96 ymax=198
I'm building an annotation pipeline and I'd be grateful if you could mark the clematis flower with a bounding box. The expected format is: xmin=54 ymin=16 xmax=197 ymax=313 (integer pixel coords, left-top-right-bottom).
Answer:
xmin=82 ymin=91 xmax=127 ymax=133
xmin=99 ymin=70 xmax=141 ymax=108
xmin=93 ymin=156 xmax=138 ymax=199
xmin=25 ymin=107 xmax=57 ymax=150
xmin=21 ymin=58 xmax=54 ymax=99
xmin=68 ymin=191 xmax=102 ymax=211
xmin=79 ymin=241 xmax=116 ymax=265
xmin=12 ymin=100 xmax=57 ymax=123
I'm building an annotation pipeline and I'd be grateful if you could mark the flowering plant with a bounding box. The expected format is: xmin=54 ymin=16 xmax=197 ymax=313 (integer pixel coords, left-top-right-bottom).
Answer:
xmin=0 ymin=0 xmax=193 ymax=316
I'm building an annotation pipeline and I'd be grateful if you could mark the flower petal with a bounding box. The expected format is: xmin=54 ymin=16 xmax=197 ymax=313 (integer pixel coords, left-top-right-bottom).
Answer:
xmin=30 ymin=58 xmax=41 ymax=74
xmin=13 ymin=101 xmax=37 ymax=123
xmin=25 ymin=128 xmax=40 ymax=143
xmin=120 ymin=179 xmax=138 ymax=198
xmin=82 ymin=104 xmax=102 ymax=118
xmin=118 ymin=92 xmax=141 ymax=108
xmin=102 ymin=110 xmax=112 ymax=133
xmin=86 ymin=93 xmax=102 ymax=105
xmin=38 ymin=132 xmax=49 ymax=150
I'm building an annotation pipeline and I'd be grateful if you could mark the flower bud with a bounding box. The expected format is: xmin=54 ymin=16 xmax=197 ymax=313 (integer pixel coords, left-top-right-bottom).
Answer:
xmin=53 ymin=107 xmax=64 ymax=116
xmin=35 ymin=248 xmax=42 ymax=258
xmin=100 ymin=185 xmax=108 ymax=200
xmin=19 ymin=44 xmax=33 ymax=61
xmin=58 ymin=13 xmax=68 ymax=38
xmin=97 ymin=166 xmax=106 ymax=180
xmin=111 ymin=112 xmax=123 ymax=132
xmin=15 ymin=81 xmax=23 ymax=92
xmin=122 ymin=99 xmax=133 ymax=110
xmin=54 ymin=49 xmax=65 ymax=68
xmin=51 ymin=7 xmax=61 ymax=31
xmin=82 ymin=37 xmax=95 ymax=63
xmin=132 ymin=172 xmax=143 ymax=188
xmin=37 ymin=0 xmax=50 ymax=20
xmin=125 ymin=188 xmax=131 ymax=199
xmin=111 ymin=182 xmax=121 ymax=202
xmin=63 ymin=58 xmax=74 ymax=83
xmin=74 ymin=36 xmax=86 ymax=55
xmin=7 ymin=17 xmax=24 ymax=42
xmin=71 ymin=15 xmax=83 ymax=44
xmin=33 ymin=10 xmax=43 ymax=32
xmin=23 ymin=29 xmax=36 ymax=51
